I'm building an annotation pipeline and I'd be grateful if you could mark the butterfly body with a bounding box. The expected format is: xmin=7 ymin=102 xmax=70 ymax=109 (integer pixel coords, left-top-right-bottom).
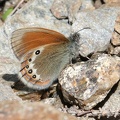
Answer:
xmin=11 ymin=28 xmax=79 ymax=90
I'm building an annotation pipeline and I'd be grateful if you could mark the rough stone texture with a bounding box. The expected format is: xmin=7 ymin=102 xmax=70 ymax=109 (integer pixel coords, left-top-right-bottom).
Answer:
xmin=115 ymin=12 xmax=120 ymax=33
xmin=78 ymin=117 xmax=95 ymax=120
xmin=51 ymin=0 xmax=95 ymax=23
xmin=103 ymin=0 xmax=120 ymax=3
xmin=112 ymin=47 xmax=120 ymax=56
xmin=111 ymin=13 xmax=120 ymax=46
xmin=0 ymin=57 xmax=19 ymax=75
xmin=51 ymin=0 xmax=82 ymax=22
xmin=94 ymin=0 xmax=103 ymax=8
xmin=42 ymin=98 xmax=57 ymax=105
xmin=51 ymin=0 xmax=70 ymax=19
xmin=102 ymin=81 xmax=120 ymax=115
xmin=0 ymin=83 xmax=22 ymax=101
xmin=59 ymin=54 xmax=120 ymax=110
xmin=80 ymin=0 xmax=95 ymax=10
xmin=0 ymin=101 xmax=77 ymax=120
xmin=108 ymin=44 xmax=120 ymax=56
xmin=72 ymin=4 xmax=120 ymax=57
xmin=111 ymin=31 xmax=120 ymax=46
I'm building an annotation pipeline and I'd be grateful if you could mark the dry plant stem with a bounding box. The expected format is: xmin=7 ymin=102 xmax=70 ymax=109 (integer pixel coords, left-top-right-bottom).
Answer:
xmin=76 ymin=109 xmax=120 ymax=118
xmin=9 ymin=0 xmax=25 ymax=16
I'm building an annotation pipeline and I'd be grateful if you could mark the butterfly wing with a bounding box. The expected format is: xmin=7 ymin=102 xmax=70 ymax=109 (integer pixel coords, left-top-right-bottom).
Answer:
xmin=11 ymin=27 xmax=69 ymax=60
xmin=11 ymin=28 xmax=70 ymax=90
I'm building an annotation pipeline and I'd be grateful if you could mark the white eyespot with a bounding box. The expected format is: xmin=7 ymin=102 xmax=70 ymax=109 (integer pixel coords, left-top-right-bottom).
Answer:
xmin=32 ymin=75 xmax=36 ymax=79
xmin=35 ymin=50 xmax=40 ymax=55
xmin=27 ymin=66 xmax=40 ymax=80
xmin=28 ymin=69 xmax=32 ymax=74
xmin=26 ymin=65 xmax=29 ymax=69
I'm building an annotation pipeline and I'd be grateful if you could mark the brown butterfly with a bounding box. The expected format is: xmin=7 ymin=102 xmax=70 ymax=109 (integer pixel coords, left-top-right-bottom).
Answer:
xmin=11 ymin=27 xmax=80 ymax=90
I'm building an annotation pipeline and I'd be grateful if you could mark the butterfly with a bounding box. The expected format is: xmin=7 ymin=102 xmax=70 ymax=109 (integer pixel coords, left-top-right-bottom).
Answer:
xmin=11 ymin=27 xmax=80 ymax=90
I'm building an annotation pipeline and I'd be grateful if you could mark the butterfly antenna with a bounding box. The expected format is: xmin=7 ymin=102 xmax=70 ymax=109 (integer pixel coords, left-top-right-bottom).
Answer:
xmin=75 ymin=27 xmax=91 ymax=34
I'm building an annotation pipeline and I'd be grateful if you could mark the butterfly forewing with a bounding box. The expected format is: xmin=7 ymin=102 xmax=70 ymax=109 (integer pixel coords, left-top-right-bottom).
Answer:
xmin=11 ymin=28 xmax=69 ymax=60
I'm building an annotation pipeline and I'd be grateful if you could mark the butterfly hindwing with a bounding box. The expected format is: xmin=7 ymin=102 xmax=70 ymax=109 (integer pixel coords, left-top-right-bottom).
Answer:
xmin=19 ymin=42 xmax=70 ymax=90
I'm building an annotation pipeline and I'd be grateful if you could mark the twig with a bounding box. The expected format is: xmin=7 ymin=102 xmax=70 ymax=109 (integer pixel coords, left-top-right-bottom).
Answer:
xmin=76 ymin=108 xmax=120 ymax=118
xmin=9 ymin=0 xmax=25 ymax=16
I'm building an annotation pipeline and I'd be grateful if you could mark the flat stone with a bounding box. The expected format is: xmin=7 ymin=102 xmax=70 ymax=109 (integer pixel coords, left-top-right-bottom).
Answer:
xmin=0 ymin=83 xmax=21 ymax=101
xmin=51 ymin=0 xmax=82 ymax=23
xmin=0 ymin=101 xmax=77 ymax=120
xmin=102 ymin=81 xmax=120 ymax=115
xmin=72 ymin=4 xmax=120 ymax=57
xmin=103 ymin=0 xmax=120 ymax=3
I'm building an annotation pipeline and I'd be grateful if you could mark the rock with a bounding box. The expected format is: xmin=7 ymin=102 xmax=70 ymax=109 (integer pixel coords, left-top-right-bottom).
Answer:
xmin=59 ymin=54 xmax=120 ymax=110
xmin=102 ymin=81 xmax=120 ymax=116
xmin=111 ymin=31 xmax=120 ymax=46
xmin=51 ymin=0 xmax=82 ymax=23
xmin=112 ymin=47 xmax=120 ymax=56
xmin=72 ymin=4 xmax=120 ymax=57
xmin=51 ymin=0 xmax=95 ymax=23
xmin=0 ymin=57 xmax=19 ymax=75
xmin=80 ymin=0 xmax=95 ymax=10
xmin=51 ymin=0 xmax=70 ymax=19
xmin=42 ymin=98 xmax=57 ymax=105
xmin=107 ymin=12 xmax=120 ymax=56
xmin=0 ymin=83 xmax=22 ymax=101
xmin=111 ymin=13 xmax=120 ymax=46
xmin=94 ymin=0 xmax=103 ymax=8
xmin=0 ymin=0 xmax=119 ymax=75
xmin=0 ymin=101 xmax=77 ymax=120
xmin=42 ymin=97 xmax=66 ymax=110
xmin=107 ymin=44 xmax=120 ymax=56
xmin=103 ymin=0 xmax=120 ymax=3
xmin=114 ymin=13 xmax=120 ymax=33
xmin=4 ymin=0 xmax=71 ymax=38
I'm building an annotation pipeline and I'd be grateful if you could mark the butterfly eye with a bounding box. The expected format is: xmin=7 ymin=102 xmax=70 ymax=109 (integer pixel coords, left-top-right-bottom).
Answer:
xmin=28 ymin=69 xmax=32 ymax=74
xmin=32 ymin=75 xmax=36 ymax=78
xmin=29 ymin=58 xmax=32 ymax=62
xmin=26 ymin=65 xmax=29 ymax=69
xmin=35 ymin=50 xmax=40 ymax=55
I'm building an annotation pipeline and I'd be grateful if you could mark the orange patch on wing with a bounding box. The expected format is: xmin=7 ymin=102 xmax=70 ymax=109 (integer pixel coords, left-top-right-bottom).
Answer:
xmin=11 ymin=28 xmax=69 ymax=60
xmin=33 ymin=79 xmax=51 ymax=86
xmin=21 ymin=31 xmax=68 ymax=54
